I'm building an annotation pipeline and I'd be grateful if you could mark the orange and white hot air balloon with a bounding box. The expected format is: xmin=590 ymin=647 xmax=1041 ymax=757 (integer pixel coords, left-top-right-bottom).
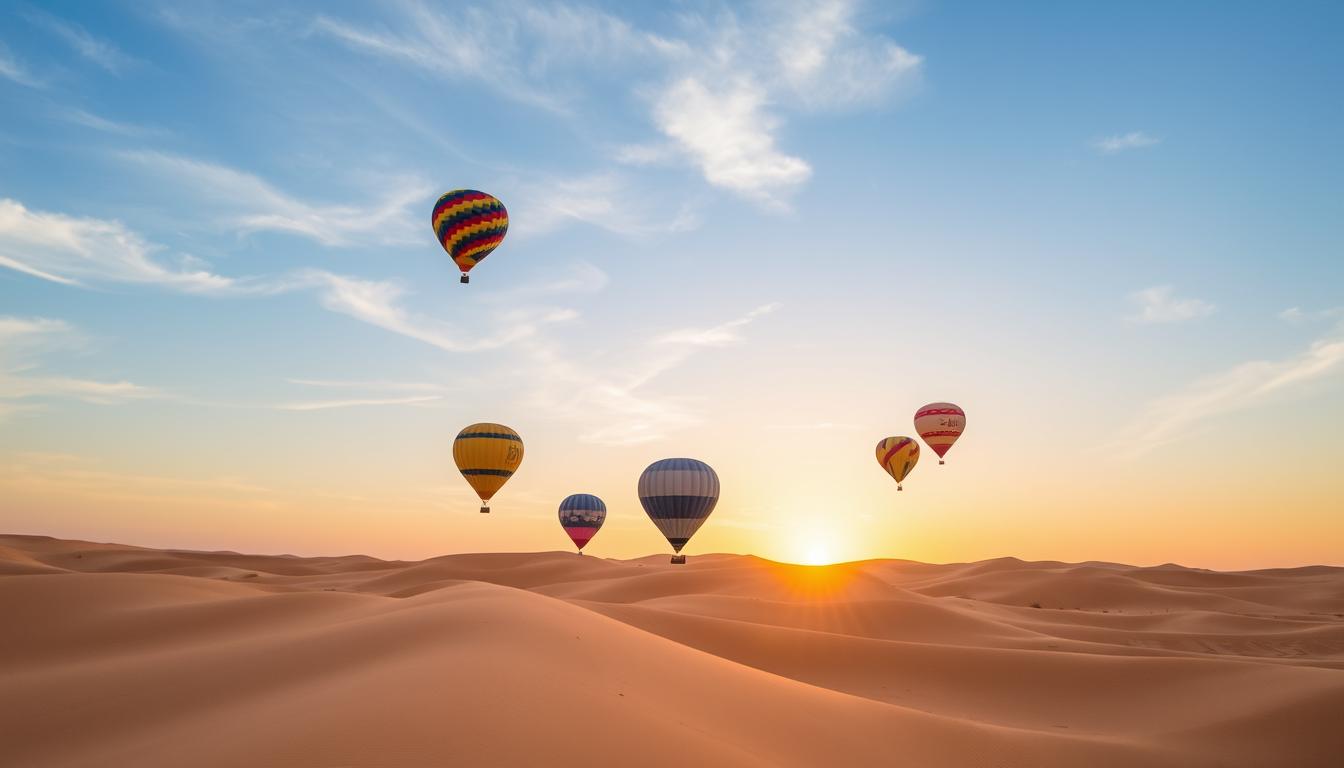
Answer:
xmin=914 ymin=402 xmax=965 ymax=465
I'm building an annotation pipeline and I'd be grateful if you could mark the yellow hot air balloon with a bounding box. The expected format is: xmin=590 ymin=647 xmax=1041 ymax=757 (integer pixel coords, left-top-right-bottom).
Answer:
xmin=453 ymin=422 xmax=523 ymax=513
xmin=875 ymin=436 xmax=920 ymax=491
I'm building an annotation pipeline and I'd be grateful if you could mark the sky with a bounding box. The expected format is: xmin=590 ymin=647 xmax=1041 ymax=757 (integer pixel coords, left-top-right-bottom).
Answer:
xmin=1 ymin=0 xmax=1341 ymax=569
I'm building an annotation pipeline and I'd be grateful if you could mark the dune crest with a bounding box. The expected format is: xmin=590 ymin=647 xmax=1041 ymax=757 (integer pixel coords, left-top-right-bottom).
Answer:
xmin=2 ymin=534 xmax=1342 ymax=767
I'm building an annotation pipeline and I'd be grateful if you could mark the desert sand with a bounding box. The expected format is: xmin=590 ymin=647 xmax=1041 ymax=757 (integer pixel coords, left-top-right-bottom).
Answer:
xmin=2 ymin=534 xmax=1342 ymax=767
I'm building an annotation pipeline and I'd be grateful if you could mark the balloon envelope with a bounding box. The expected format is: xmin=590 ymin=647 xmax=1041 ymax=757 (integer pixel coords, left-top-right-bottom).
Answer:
xmin=453 ymin=423 xmax=523 ymax=508
xmin=558 ymin=493 xmax=606 ymax=551
xmin=876 ymin=436 xmax=920 ymax=488
xmin=914 ymin=403 xmax=965 ymax=463
xmin=638 ymin=458 xmax=719 ymax=554
xmin=431 ymin=190 xmax=509 ymax=275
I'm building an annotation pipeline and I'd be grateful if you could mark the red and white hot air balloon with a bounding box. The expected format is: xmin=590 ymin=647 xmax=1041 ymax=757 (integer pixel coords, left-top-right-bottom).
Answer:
xmin=914 ymin=402 xmax=965 ymax=465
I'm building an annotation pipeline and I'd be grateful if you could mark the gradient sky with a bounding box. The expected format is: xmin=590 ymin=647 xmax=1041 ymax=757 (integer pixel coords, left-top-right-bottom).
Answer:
xmin=2 ymin=1 xmax=1341 ymax=569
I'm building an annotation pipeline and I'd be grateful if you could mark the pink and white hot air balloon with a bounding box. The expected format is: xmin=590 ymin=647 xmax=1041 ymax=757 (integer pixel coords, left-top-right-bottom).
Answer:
xmin=914 ymin=402 xmax=965 ymax=465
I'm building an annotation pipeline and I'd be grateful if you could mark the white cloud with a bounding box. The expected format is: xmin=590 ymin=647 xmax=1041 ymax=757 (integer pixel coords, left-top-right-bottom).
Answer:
xmin=770 ymin=0 xmax=922 ymax=109
xmin=0 ymin=198 xmax=242 ymax=292
xmin=0 ymin=316 xmax=159 ymax=418
xmin=507 ymin=173 xmax=699 ymax=237
xmin=299 ymin=269 xmax=579 ymax=353
xmin=1127 ymin=285 xmax=1215 ymax=324
xmin=276 ymin=395 xmax=442 ymax=411
xmin=59 ymin=108 xmax=164 ymax=137
xmin=481 ymin=261 xmax=610 ymax=302
xmin=312 ymin=2 xmax=919 ymax=206
xmin=0 ymin=43 xmax=42 ymax=88
xmin=25 ymin=10 xmax=139 ymax=75
xmin=640 ymin=1 xmax=920 ymax=205
xmin=614 ymin=143 xmax=679 ymax=167
xmin=1116 ymin=325 xmax=1344 ymax=455
xmin=1279 ymin=307 xmax=1304 ymax=323
xmin=0 ymin=195 xmax=600 ymax=357
xmin=285 ymin=378 xmax=449 ymax=393
xmin=523 ymin=303 xmax=780 ymax=445
xmin=656 ymin=302 xmax=781 ymax=346
xmin=120 ymin=151 xmax=430 ymax=247
xmin=1093 ymin=131 xmax=1160 ymax=154
xmin=653 ymin=77 xmax=811 ymax=204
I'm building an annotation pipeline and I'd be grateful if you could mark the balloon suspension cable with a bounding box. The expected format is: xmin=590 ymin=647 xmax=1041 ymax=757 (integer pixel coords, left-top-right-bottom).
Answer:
xmin=460 ymin=273 xmax=470 ymax=284
xmin=479 ymin=504 xmax=489 ymax=514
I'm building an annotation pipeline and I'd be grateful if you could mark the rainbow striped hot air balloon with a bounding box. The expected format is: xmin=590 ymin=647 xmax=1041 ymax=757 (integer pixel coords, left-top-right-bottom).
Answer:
xmin=558 ymin=494 xmax=606 ymax=554
xmin=453 ymin=423 xmax=523 ymax=513
xmin=638 ymin=458 xmax=719 ymax=564
xmin=431 ymin=189 xmax=509 ymax=284
xmin=875 ymin=436 xmax=920 ymax=491
xmin=914 ymin=402 xmax=965 ymax=465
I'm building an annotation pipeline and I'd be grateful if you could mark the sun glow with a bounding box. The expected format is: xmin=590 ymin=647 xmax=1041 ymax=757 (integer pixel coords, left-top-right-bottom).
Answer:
xmin=788 ymin=519 xmax=846 ymax=566
xmin=800 ymin=544 xmax=834 ymax=566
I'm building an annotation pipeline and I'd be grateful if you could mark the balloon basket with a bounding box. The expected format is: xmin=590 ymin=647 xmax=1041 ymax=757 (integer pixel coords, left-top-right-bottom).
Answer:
xmin=479 ymin=505 xmax=489 ymax=514
xmin=939 ymin=460 xmax=945 ymax=465
xmin=670 ymin=555 xmax=686 ymax=565
xmin=576 ymin=550 xmax=584 ymax=556
xmin=460 ymin=274 xmax=470 ymax=284
xmin=897 ymin=485 xmax=903 ymax=491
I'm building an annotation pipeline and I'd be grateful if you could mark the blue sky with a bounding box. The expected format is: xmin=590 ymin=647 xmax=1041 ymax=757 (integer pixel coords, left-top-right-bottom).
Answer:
xmin=1 ymin=1 xmax=1341 ymax=566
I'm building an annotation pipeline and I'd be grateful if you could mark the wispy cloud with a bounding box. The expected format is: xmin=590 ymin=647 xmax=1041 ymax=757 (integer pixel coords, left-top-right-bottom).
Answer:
xmin=656 ymin=302 xmax=781 ymax=346
xmin=1093 ymin=131 xmax=1161 ymax=154
xmin=58 ymin=108 xmax=164 ymax=137
xmin=767 ymin=421 xmax=862 ymax=431
xmin=523 ymin=302 xmax=781 ymax=445
xmin=24 ymin=10 xmax=139 ymax=75
xmin=642 ymin=1 xmax=920 ymax=205
xmin=0 ymin=196 xmax=597 ymax=356
xmin=0 ymin=316 xmax=159 ymax=419
xmin=313 ymin=1 xmax=919 ymax=207
xmin=1115 ymin=325 xmax=1344 ymax=455
xmin=769 ymin=0 xmax=923 ymax=110
xmin=285 ymin=378 xmax=449 ymax=393
xmin=299 ymin=269 xmax=580 ymax=353
xmin=1127 ymin=285 xmax=1215 ymax=324
xmin=0 ymin=198 xmax=242 ymax=292
xmin=508 ymin=173 xmax=699 ymax=237
xmin=311 ymin=2 xmax=674 ymax=114
xmin=653 ymin=77 xmax=812 ymax=205
xmin=275 ymin=395 xmax=442 ymax=411
xmin=0 ymin=43 xmax=42 ymax=88
xmin=119 ymin=151 xmax=430 ymax=247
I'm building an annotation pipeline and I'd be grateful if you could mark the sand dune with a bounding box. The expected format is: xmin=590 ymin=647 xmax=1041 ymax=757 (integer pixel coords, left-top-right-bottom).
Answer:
xmin=2 ymin=535 xmax=1342 ymax=767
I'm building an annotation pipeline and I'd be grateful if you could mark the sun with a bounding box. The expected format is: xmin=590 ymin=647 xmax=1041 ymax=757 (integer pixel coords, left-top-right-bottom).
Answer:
xmin=800 ymin=542 xmax=838 ymax=566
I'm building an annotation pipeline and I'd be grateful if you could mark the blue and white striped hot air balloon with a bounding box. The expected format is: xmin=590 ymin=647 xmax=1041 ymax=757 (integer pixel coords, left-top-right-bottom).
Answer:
xmin=637 ymin=458 xmax=719 ymax=564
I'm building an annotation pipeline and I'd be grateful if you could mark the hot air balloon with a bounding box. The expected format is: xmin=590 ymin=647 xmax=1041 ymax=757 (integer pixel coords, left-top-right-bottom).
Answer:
xmin=914 ymin=402 xmax=965 ymax=465
xmin=558 ymin=494 xmax=606 ymax=554
xmin=431 ymin=189 xmax=509 ymax=284
xmin=638 ymin=458 xmax=719 ymax=564
xmin=453 ymin=422 xmax=523 ymax=513
xmin=875 ymin=436 xmax=920 ymax=491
